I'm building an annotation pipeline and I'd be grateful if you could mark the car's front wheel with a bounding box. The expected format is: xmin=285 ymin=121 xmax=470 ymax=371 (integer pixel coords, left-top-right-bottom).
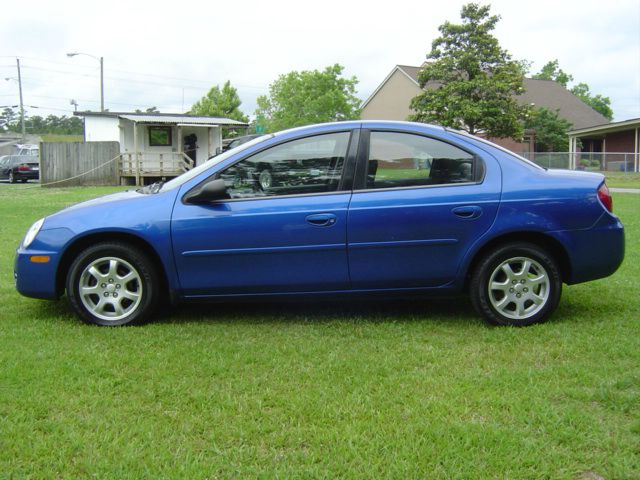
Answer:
xmin=66 ymin=242 xmax=160 ymax=326
xmin=470 ymin=243 xmax=562 ymax=326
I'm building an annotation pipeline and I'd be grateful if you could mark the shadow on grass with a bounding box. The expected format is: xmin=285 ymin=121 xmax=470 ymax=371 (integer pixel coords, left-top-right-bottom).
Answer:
xmin=155 ymin=296 xmax=479 ymax=327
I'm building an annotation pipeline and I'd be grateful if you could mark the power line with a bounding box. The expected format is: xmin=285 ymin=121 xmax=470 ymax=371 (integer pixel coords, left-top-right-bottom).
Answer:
xmin=14 ymin=59 xmax=268 ymax=91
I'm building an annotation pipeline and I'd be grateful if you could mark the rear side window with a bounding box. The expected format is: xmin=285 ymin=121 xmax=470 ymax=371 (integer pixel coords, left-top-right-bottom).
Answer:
xmin=365 ymin=132 xmax=478 ymax=189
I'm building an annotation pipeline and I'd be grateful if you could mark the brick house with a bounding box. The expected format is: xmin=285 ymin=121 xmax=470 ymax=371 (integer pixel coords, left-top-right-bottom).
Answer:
xmin=568 ymin=118 xmax=640 ymax=172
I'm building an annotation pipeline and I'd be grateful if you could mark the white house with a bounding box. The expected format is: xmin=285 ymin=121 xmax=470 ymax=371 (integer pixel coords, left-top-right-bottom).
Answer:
xmin=76 ymin=111 xmax=248 ymax=184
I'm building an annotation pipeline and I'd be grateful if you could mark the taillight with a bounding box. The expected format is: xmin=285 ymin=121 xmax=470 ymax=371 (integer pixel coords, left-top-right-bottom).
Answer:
xmin=17 ymin=165 xmax=30 ymax=172
xmin=597 ymin=183 xmax=613 ymax=213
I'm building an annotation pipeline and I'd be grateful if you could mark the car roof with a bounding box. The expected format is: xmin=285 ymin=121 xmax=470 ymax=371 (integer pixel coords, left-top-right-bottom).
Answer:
xmin=269 ymin=120 xmax=445 ymax=141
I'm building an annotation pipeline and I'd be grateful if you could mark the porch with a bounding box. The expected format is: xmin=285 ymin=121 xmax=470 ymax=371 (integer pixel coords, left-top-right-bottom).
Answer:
xmin=119 ymin=151 xmax=194 ymax=185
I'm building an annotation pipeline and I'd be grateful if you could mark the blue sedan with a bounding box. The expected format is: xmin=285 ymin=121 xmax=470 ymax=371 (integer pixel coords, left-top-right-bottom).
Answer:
xmin=15 ymin=121 xmax=624 ymax=327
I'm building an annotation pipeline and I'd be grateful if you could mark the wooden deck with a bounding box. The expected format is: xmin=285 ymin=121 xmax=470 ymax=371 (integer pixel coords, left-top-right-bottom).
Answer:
xmin=119 ymin=152 xmax=194 ymax=185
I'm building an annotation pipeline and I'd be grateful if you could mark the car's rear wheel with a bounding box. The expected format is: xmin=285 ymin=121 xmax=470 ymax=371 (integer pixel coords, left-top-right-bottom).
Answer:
xmin=66 ymin=242 xmax=160 ymax=326
xmin=9 ymin=171 xmax=16 ymax=183
xmin=470 ymin=243 xmax=562 ymax=326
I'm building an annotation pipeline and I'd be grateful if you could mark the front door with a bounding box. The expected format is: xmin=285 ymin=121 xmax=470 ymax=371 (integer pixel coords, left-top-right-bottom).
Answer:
xmin=172 ymin=130 xmax=357 ymax=296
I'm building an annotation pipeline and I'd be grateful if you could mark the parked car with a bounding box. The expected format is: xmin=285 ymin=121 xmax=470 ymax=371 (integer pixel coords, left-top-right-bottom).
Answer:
xmin=15 ymin=144 xmax=39 ymax=157
xmin=0 ymin=155 xmax=40 ymax=183
xmin=15 ymin=121 xmax=624 ymax=327
xmin=224 ymin=134 xmax=266 ymax=152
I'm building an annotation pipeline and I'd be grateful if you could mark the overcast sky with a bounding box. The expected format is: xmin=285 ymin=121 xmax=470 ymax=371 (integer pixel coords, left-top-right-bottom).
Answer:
xmin=1 ymin=0 xmax=639 ymax=122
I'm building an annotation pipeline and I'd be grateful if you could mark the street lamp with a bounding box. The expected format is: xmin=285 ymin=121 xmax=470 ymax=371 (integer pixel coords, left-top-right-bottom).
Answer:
xmin=67 ymin=52 xmax=104 ymax=112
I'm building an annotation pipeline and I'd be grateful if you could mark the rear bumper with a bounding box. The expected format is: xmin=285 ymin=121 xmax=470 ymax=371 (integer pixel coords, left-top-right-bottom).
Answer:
xmin=551 ymin=213 xmax=625 ymax=285
xmin=16 ymin=171 xmax=39 ymax=180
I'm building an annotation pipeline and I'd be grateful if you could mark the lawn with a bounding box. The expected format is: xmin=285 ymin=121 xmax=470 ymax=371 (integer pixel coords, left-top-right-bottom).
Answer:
xmin=605 ymin=171 xmax=640 ymax=189
xmin=0 ymin=186 xmax=638 ymax=479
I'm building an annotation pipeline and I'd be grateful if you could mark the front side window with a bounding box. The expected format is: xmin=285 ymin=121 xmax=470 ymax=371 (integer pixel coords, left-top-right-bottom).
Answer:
xmin=365 ymin=132 xmax=477 ymax=189
xmin=148 ymin=126 xmax=172 ymax=147
xmin=218 ymin=132 xmax=350 ymax=199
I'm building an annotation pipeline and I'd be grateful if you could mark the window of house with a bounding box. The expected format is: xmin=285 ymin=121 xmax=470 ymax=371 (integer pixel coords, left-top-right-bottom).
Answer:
xmin=365 ymin=132 xmax=477 ymax=189
xmin=148 ymin=126 xmax=172 ymax=147
xmin=218 ymin=132 xmax=350 ymax=199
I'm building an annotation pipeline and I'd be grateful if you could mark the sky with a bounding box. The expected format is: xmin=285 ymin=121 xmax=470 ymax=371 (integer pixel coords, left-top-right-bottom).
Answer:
xmin=1 ymin=0 xmax=639 ymax=122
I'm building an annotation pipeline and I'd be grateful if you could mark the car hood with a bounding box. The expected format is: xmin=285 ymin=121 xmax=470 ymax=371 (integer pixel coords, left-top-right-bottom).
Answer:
xmin=42 ymin=189 xmax=178 ymax=234
xmin=53 ymin=190 xmax=145 ymax=215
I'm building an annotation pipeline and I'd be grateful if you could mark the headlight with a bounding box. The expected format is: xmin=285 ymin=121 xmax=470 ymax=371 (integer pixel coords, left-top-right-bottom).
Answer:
xmin=23 ymin=218 xmax=45 ymax=248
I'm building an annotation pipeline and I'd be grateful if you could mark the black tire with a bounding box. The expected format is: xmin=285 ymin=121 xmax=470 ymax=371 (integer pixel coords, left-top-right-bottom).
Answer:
xmin=9 ymin=171 xmax=16 ymax=184
xmin=470 ymin=242 xmax=562 ymax=327
xmin=66 ymin=242 xmax=160 ymax=326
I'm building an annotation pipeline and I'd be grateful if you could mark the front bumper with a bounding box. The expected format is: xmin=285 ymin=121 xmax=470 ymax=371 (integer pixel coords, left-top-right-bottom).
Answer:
xmin=14 ymin=228 xmax=75 ymax=300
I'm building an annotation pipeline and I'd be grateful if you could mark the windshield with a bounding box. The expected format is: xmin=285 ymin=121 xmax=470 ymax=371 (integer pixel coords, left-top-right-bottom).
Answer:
xmin=161 ymin=134 xmax=272 ymax=191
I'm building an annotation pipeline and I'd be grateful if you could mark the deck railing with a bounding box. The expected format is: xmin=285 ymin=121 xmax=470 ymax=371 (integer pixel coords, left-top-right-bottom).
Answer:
xmin=119 ymin=152 xmax=194 ymax=183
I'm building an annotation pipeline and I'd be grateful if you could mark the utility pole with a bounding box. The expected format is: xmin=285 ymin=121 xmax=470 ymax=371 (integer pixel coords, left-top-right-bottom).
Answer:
xmin=100 ymin=56 xmax=104 ymax=112
xmin=67 ymin=52 xmax=104 ymax=112
xmin=16 ymin=58 xmax=25 ymax=140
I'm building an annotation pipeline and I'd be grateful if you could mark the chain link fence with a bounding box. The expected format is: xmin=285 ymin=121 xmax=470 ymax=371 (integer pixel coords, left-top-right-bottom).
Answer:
xmin=521 ymin=152 xmax=638 ymax=173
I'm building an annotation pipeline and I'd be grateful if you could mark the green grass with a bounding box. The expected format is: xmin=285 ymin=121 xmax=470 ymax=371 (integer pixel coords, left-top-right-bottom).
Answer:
xmin=40 ymin=134 xmax=84 ymax=143
xmin=605 ymin=172 xmax=640 ymax=189
xmin=1 ymin=186 xmax=639 ymax=479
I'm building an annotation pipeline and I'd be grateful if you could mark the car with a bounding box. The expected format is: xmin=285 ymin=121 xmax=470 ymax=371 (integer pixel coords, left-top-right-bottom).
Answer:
xmin=14 ymin=121 xmax=624 ymax=327
xmin=224 ymin=133 xmax=266 ymax=152
xmin=0 ymin=155 xmax=40 ymax=183
xmin=15 ymin=144 xmax=39 ymax=157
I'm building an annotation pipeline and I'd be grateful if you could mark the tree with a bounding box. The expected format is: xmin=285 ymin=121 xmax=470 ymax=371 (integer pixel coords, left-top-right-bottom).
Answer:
xmin=254 ymin=64 xmax=360 ymax=132
xmin=532 ymin=59 xmax=573 ymax=87
xmin=525 ymin=107 xmax=573 ymax=151
xmin=135 ymin=106 xmax=160 ymax=113
xmin=534 ymin=60 xmax=614 ymax=120
xmin=0 ymin=108 xmax=83 ymax=135
xmin=190 ymin=80 xmax=248 ymax=123
xmin=409 ymin=3 xmax=527 ymax=139
xmin=570 ymin=82 xmax=613 ymax=120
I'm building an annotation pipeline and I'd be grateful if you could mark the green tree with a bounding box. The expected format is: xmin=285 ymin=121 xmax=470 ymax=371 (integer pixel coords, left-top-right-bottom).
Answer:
xmin=409 ymin=3 xmax=527 ymax=139
xmin=0 ymin=109 xmax=83 ymax=135
xmin=525 ymin=107 xmax=573 ymax=151
xmin=532 ymin=59 xmax=573 ymax=87
xmin=255 ymin=64 xmax=360 ymax=132
xmin=570 ymin=82 xmax=613 ymax=120
xmin=534 ymin=60 xmax=613 ymax=120
xmin=135 ymin=106 xmax=160 ymax=113
xmin=190 ymin=80 xmax=248 ymax=123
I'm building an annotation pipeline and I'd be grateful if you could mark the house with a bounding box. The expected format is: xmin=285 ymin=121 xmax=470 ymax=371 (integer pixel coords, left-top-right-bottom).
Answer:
xmin=75 ymin=111 xmax=248 ymax=184
xmin=568 ymin=118 xmax=640 ymax=172
xmin=361 ymin=65 xmax=609 ymax=154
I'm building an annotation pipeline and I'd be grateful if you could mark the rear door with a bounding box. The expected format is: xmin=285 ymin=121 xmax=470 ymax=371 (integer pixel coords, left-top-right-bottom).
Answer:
xmin=347 ymin=129 xmax=501 ymax=289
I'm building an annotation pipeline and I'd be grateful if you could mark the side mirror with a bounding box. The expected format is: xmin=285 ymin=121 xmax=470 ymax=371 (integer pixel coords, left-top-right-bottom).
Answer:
xmin=184 ymin=178 xmax=229 ymax=204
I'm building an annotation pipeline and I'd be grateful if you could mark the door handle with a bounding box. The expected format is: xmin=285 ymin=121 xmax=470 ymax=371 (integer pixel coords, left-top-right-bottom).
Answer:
xmin=452 ymin=205 xmax=483 ymax=219
xmin=306 ymin=213 xmax=337 ymax=227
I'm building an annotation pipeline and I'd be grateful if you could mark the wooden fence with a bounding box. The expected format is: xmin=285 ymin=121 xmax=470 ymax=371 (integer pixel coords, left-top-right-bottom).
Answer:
xmin=40 ymin=141 xmax=120 ymax=187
